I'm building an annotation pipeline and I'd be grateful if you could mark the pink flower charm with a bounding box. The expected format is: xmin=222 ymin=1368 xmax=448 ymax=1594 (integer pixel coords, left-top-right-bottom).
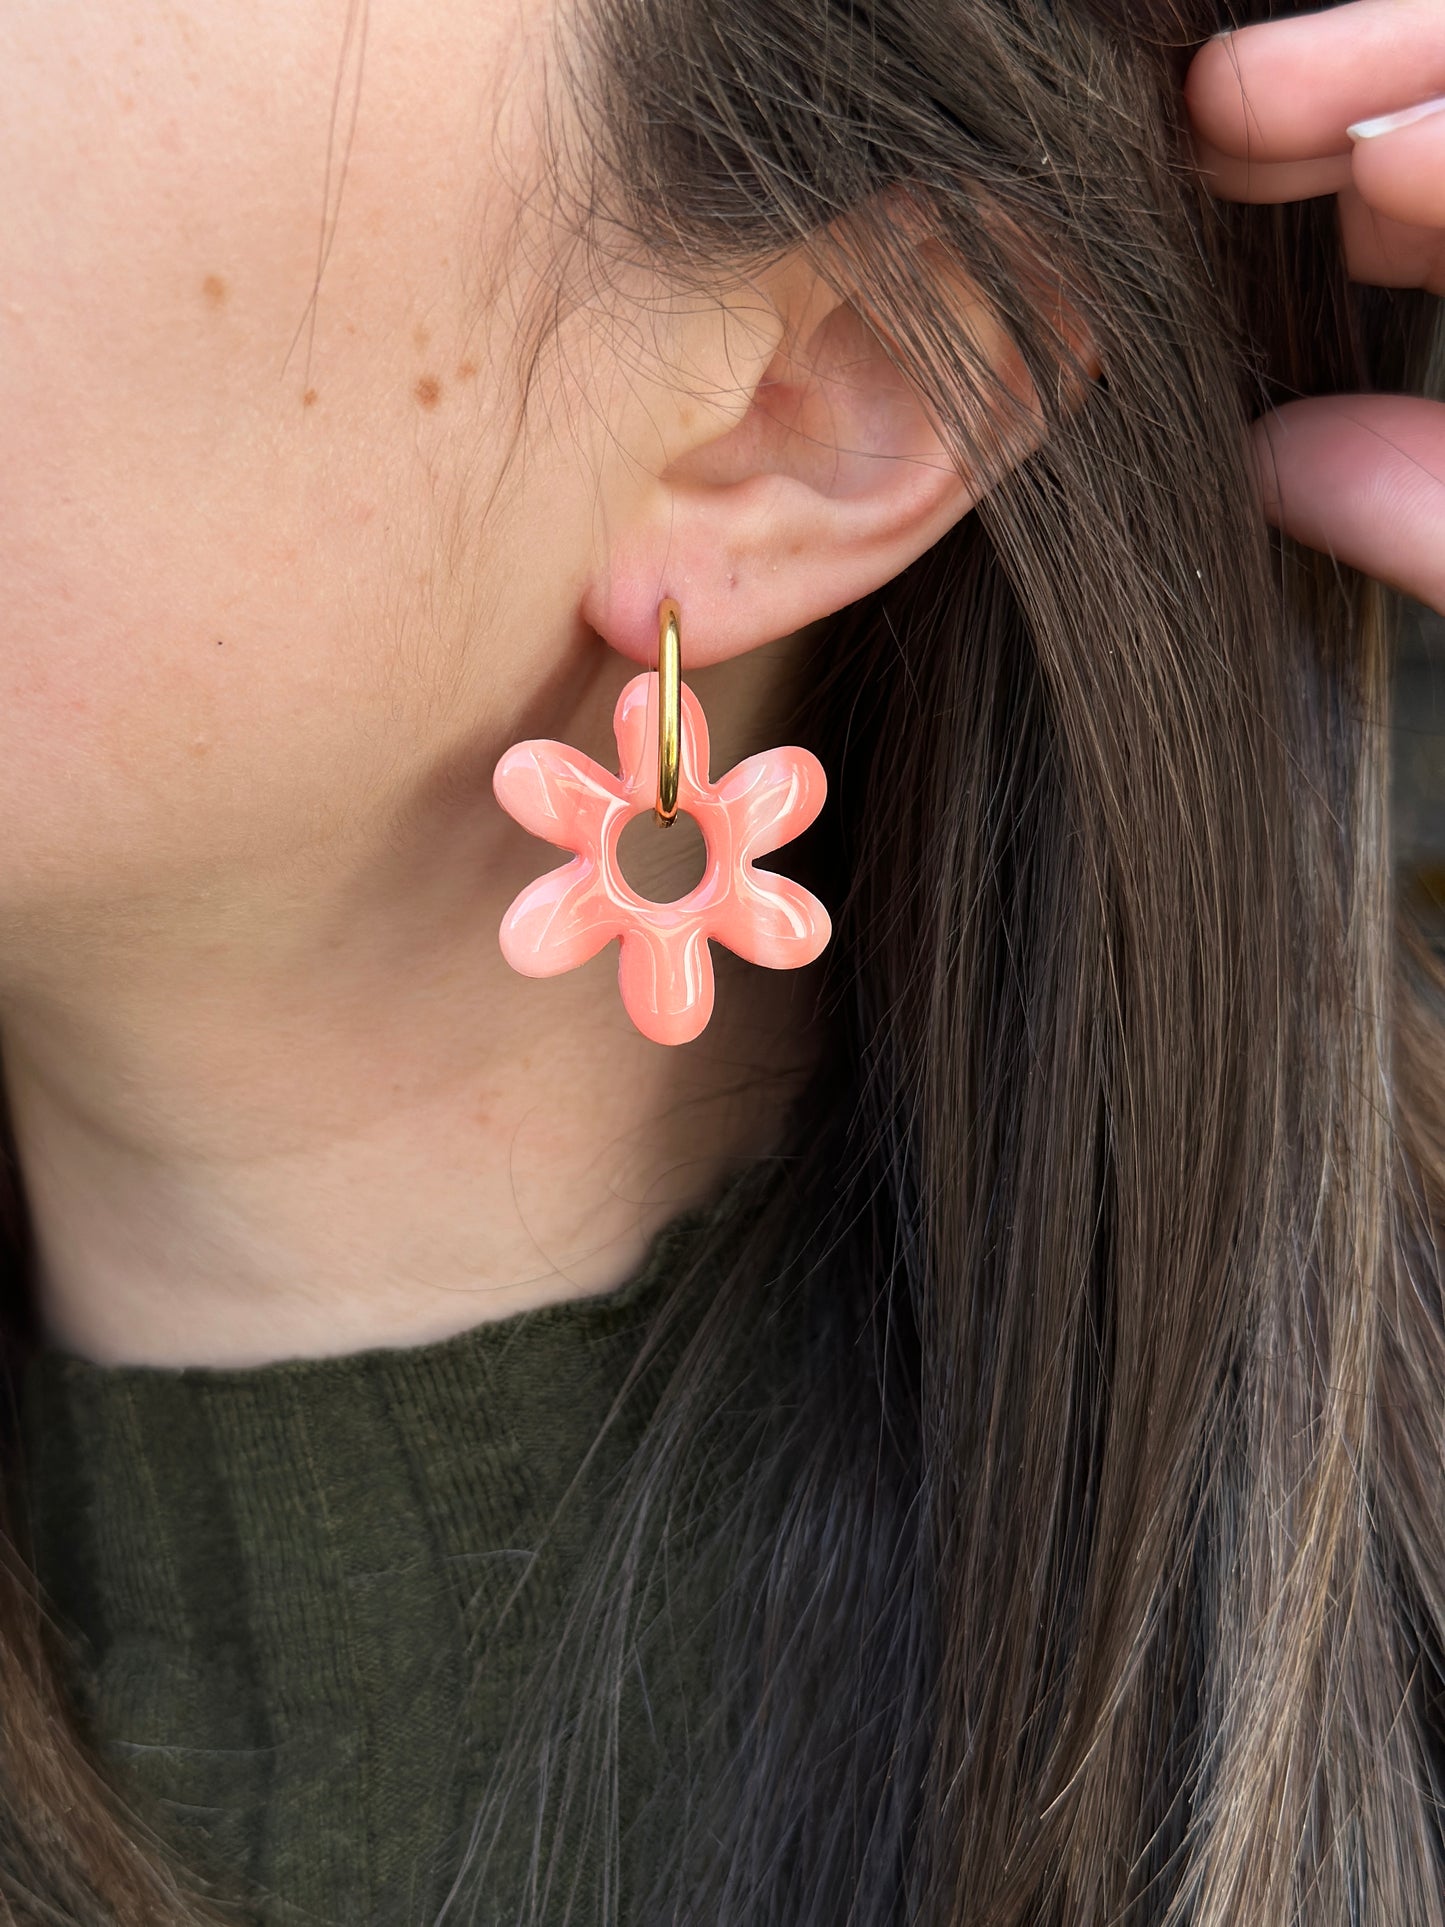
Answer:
xmin=493 ymin=671 xmax=830 ymax=1045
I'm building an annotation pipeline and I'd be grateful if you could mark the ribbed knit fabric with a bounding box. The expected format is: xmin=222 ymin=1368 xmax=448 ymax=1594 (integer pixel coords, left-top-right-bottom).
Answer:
xmin=15 ymin=1190 xmax=753 ymax=1926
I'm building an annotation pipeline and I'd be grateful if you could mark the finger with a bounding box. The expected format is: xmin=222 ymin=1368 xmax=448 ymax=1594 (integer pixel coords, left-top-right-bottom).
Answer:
xmin=1338 ymin=185 xmax=1445 ymax=293
xmin=1186 ymin=0 xmax=1445 ymax=163
xmin=1252 ymin=395 xmax=1445 ymax=614
xmin=1189 ymin=132 xmax=1351 ymax=204
xmin=1349 ymin=99 xmax=1445 ymax=227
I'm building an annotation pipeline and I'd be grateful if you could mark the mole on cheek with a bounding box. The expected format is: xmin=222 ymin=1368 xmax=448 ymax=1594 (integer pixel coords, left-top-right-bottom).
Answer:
xmin=413 ymin=375 xmax=442 ymax=410
xmin=201 ymin=274 xmax=227 ymax=309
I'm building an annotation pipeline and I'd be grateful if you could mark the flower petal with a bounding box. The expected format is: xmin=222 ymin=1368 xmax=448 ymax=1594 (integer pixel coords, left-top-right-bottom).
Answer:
xmin=712 ymin=746 xmax=826 ymax=862
xmin=493 ymin=740 xmax=623 ymax=852
xmin=498 ymin=859 xmax=620 ymax=977
xmin=716 ymin=869 xmax=831 ymax=970
xmin=613 ymin=675 xmax=713 ymax=806
xmin=616 ymin=921 xmax=715 ymax=1046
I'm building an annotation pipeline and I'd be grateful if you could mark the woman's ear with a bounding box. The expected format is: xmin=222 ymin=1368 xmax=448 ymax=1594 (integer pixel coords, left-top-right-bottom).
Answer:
xmin=578 ymin=215 xmax=1091 ymax=667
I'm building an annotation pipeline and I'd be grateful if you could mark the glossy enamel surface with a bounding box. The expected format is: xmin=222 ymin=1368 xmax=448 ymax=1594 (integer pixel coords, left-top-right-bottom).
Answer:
xmin=493 ymin=671 xmax=830 ymax=1045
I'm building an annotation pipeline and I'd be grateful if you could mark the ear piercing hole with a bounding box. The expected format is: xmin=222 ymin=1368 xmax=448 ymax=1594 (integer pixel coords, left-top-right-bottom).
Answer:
xmin=616 ymin=809 xmax=708 ymax=903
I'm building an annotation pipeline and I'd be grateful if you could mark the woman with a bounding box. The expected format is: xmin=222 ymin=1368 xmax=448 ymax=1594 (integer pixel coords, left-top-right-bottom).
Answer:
xmin=0 ymin=0 xmax=1441 ymax=1919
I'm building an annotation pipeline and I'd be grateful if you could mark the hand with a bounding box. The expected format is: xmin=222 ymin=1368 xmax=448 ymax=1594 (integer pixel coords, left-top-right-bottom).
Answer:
xmin=1185 ymin=1 xmax=1445 ymax=614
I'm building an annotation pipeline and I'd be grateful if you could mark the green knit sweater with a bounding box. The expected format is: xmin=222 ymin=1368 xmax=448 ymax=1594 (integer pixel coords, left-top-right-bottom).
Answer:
xmin=16 ymin=1193 xmax=753 ymax=1925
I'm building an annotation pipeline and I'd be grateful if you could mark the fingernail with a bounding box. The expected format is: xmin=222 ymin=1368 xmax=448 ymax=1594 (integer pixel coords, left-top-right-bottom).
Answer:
xmin=1347 ymin=96 xmax=1445 ymax=140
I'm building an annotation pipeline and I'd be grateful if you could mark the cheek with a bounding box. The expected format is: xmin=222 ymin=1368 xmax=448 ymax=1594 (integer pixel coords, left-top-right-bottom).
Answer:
xmin=0 ymin=495 xmax=392 ymax=906
xmin=0 ymin=0 xmax=540 ymax=906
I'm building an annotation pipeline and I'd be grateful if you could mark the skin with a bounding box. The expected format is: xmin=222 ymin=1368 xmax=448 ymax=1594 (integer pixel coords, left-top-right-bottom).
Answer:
xmin=1186 ymin=1 xmax=1445 ymax=609
xmin=0 ymin=0 xmax=1436 ymax=1367
xmin=0 ymin=0 xmax=982 ymax=1365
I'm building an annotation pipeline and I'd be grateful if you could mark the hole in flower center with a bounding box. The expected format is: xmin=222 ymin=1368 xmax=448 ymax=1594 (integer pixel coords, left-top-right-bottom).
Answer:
xmin=616 ymin=809 xmax=708 ymax=903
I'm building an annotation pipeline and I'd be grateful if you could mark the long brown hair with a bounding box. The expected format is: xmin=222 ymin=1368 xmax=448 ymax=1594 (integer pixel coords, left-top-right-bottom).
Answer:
xmin=1 ymin=0 xmax=1443 ymax=1920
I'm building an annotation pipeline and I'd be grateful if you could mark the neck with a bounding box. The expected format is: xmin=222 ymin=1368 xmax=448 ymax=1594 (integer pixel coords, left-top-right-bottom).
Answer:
xmin=0 ymin=639 xmax=821 ymax=1368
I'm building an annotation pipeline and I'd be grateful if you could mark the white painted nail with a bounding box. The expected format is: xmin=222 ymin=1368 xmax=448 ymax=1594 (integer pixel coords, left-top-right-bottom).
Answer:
xmin=1347 ymin=96 xmax=1445 ymax=140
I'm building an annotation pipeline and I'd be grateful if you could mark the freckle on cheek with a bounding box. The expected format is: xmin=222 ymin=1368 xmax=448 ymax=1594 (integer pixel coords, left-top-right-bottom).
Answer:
xmin=302 ymin=388 xmax=318 ymax=408
xmin=414 ymin=375 xmax=442 ymax=410
xmin=201 ymin=274 xmax=227 ymax=308
xmin=457 ymin=359 xmax=478 ymax=381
